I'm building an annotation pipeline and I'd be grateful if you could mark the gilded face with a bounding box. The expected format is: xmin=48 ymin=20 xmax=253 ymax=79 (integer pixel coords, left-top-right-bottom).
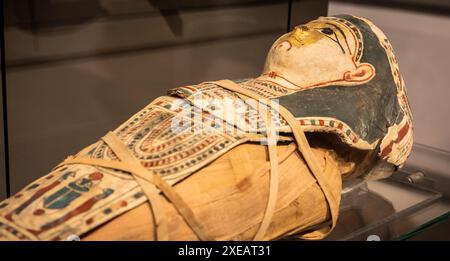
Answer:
xmin=263 ymin=17 xmax=375 ymax=89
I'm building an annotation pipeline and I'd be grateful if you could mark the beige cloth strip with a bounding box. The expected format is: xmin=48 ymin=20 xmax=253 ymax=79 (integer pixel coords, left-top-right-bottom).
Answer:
xmin=252 ymin=99 xmax=279 ymax=240
xmin=101 ymin=133 xmax=168 ymax=241
xmin=213 ymin=79 xmax=339 ymax=240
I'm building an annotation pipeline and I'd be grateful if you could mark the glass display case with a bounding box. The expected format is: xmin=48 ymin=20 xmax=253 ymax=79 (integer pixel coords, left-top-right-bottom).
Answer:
xmin=1 ymin=0 xmax=449 ymax=240
xmin=0 ymin=0 xmax=328 ymax=196
xmin=329 ymin=170 xmax=447 ymax=241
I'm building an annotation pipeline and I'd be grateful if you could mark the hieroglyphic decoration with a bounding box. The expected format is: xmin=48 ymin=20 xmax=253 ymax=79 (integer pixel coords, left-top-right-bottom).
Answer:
xmin=0 ymin=165 xmax=145 ymax=240
xmin=241 ymin=79 xmax=296 ymax=98
xmin=168 ymin=82 xmax=288 ymax=135
xmin=0 ymin=86 xmax=254 ymax=240
xmin=107 ymin=96 xmax=245 ymax=184
xmin=293 ymin=117 xmax=373 ymax=149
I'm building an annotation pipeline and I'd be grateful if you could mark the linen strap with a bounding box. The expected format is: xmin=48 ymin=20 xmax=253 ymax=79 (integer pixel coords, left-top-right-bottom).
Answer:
xmin=213 ymin=79 xmax=339 ymax=240
xmin=101 ymin=133 xmax=168 ymax=241
xmin=57 ymin=132 xmax=213 ymax=241
xmin=252 ymin=99 xmax=280 ymax=241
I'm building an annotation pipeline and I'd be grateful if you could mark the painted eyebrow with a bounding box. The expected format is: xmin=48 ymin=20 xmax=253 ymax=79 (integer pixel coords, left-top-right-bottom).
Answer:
xmin=314 ymin=24 xmax=345 ymax=54
xmin=325 ymin=22 xmax=352 ymax=54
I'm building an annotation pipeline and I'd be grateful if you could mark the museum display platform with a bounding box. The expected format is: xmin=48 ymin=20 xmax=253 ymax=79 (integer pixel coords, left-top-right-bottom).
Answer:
xmin=323 ymin=170 xmax=448 ymax=241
